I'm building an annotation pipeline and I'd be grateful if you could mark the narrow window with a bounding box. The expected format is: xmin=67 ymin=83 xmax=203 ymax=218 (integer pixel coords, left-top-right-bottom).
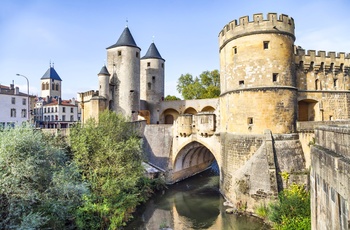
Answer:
xmin=315 ymin=79 xmax=319 ymax=90
xmin=152 ymin=76 xmax=156 ymax=83
xmin=263 ymin=41 xmax=269 ymax=49
xmin=136 ymin=52 xmax=139 ymax=58
xmin=147 ymin=62 xmax=150 ymax=67
xmin=118 ymin=51 xmax=122 ymax=56
xmin=55 ymin=107 xmax=57 ymax=112
xmin=56 ymin=84 xmax=59 ymax=91
xmin=273 ymin=73 xmax=278 ymax=82
xmin=333 ymin=79 xmax=338 ymax=88
xmin=70 ymin=115 xmax=74 ymax=121
xmin=22 ymin=98 xmax=26 ymax=105
xmin=44 ymin=108 xmax=47 ymax=113
xmin=62 ymin=115 xmax=65 ymax=121
xmin=11 ymin=97 xmax=15 ymax=104
xmin=52 ymin=83 xmax=54 ymax=90
xmin=42 ymin=83 xmax=45 ymax=90
xmin=247 ymin=117 xmax=253 ymax=125
xmin=21 ymin=109 xmax=26 ymax=118
xmin=239 ymin=80 xmax=244 ymax=86
xmin=233 ymin=46 xmax=237 ymax=54
xmin=329 ymin=115 xmax=333 ymax=121
xmin=71 ymin=107 xmax=73 ymax=113
xmin=148 ymin=82 xmax=151 ymax=90
xmin=10 ymin=108 xmax=16 ymax=117
xmin=62 ymin=107 xmax=66 ymax=113
xmin=162 ymin=63 xmax=164 ymax=68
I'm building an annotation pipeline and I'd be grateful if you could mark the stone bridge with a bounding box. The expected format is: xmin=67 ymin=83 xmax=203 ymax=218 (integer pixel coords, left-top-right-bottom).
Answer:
xmin=142 ymin=101 xmax=350 ymax=211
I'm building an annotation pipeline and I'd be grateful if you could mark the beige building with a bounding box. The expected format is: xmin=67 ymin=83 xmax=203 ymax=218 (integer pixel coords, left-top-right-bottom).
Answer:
xmin=79 ymin=13 xmax=350 ymax=218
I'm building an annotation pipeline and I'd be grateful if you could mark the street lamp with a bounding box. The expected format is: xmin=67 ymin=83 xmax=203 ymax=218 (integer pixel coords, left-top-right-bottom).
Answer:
xmin=16 ymin=74 xmax=30 ymax=122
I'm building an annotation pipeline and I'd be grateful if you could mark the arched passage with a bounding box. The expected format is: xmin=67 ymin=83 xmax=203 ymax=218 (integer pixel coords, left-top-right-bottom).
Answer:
xmin=184 ymin=107 xmax=197 ymax=115
xmin=172 ymin=141 xmax=217 ymax=182
xmin=162 ymin=108 xmax=179 ymax=124
xmin=298 ymin=99 xmax=318 ymax=121
xmin=201 ymin=106 xmax=215 ymax=113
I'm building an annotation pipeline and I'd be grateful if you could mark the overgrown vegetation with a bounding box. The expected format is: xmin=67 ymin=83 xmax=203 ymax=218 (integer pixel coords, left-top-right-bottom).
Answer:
xmin=255 ymin=172 xmax=311 ymax=230
xmin=0 ymin=111 xmax=162 ymax=229
xmin=0 ymin=125 xmax=87 ymax=229
xmin=70 ymin=110 xmax=155 ymax=229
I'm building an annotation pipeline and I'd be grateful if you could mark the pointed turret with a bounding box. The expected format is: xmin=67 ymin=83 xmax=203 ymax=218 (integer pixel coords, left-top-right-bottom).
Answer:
xmin=106 ymin=27 xmax=139 ymax=49
xmin=41 ymin=66 xmax=62 ymax=81
xmin=140 ymin=42 xmax=165 ymax=124
xmin=40 ymin=65 xmax=62 ymax=98
xmin=141 ymin=43 xmax=164 ymax=61
xmin=106 ymin=26 xmax=141 ymax=121
xmin=98 ymin=65 xmax=110 ymax=100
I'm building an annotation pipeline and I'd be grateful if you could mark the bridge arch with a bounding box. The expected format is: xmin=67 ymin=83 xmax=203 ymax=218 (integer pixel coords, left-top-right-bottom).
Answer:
xmin=171 ymin=140 xmax=220 ymax=183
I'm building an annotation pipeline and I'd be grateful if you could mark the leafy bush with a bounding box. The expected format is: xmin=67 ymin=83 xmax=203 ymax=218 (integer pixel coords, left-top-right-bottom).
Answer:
xmin=0 ymin=125 xmax=87 ymax=229
xmin=70 ymin=111 xmax=153 ymax=229
xmin=269 ymin=183 xmax=311 ymax=230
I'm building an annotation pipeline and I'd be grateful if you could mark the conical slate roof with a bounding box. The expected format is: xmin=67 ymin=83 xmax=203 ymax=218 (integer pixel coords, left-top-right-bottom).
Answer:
xmin=41 ymin=67 xmax=62 ymax=81
xmin=98 ymin=65 xmax=110 ymax=76
xmin=107 ymin=27 xmax=139 ymax=49
xmin=141 ymin=42 xmax=164 ymax=61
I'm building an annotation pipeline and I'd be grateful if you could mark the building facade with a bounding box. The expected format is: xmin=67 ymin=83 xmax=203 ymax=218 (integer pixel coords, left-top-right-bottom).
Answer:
xmin=0 ymin=83 xmax=34 ymax=127
xmin=34 ymin=65 xmax=79 ymax=128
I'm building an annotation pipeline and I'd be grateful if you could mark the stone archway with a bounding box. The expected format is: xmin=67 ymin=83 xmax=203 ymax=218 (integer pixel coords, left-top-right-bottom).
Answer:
xmin=298 ymin=99 xmax=318 ymax=121
xmin=171 ymin=141 xmax=217 ymax=183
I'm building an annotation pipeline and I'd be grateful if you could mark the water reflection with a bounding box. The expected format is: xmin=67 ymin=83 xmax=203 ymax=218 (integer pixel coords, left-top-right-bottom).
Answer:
xmin=125 ymin=166 xmax=269 ymax=230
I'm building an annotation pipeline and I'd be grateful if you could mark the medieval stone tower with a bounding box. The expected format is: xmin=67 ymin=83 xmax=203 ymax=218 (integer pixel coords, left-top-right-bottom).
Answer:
xmin=219 ymin=13 xmax=297 ymax=134
xmin=140 ymin=42 xmax=165 ymax=124
xmin=40 ymin=64 xmax=62 ymax=98
xmin=106 ymin=27 xmax=141 ymax=121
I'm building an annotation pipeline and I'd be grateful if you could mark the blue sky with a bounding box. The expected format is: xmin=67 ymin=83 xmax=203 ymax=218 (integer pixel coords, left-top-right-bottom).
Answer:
xmin=1 ymin=0 xmax=349 ymax=99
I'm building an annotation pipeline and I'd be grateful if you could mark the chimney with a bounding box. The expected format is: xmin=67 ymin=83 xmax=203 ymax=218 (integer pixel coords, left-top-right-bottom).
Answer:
xmin=15 ymin=87 xmax=19 ymax=95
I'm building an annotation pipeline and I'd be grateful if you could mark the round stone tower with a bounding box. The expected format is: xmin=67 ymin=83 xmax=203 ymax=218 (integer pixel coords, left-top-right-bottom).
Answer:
xmin=219 ymin=13 xmax=297 ymax=134
xmin=106 ymin=26 xmax=141 ymax=121
xmin=98 ymin=65 xmax=110 ymax=101
xmin=140 ymin=42 xmax=165 ymax=124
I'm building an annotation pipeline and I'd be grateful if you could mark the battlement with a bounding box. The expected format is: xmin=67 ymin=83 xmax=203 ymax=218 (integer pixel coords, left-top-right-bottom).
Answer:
xmin=295 ymin=48 xmax=350 ymax=74
xmin=219 ymin=13 xmax=295 ymax=49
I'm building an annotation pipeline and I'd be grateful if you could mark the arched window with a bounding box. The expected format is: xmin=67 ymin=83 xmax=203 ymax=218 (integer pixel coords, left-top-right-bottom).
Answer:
xmin=45 ymin=83 xmax=49 ymax=90
xmin=42 ymin=83 xmax=45 ymax=90
xmin=315 ymin=79 xmax=319 ymax=90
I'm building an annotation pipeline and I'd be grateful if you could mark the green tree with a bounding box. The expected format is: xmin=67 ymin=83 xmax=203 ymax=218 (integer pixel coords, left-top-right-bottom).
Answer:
xmin=69 ymin=111 xmax=151 ymax=229
xmin=176 ymin=70 xmax=220 ymax=99
xmin=164 ymin=95 xmax=181 ymax=101
xmin=0 ymin=125 xmax=87 ymax=229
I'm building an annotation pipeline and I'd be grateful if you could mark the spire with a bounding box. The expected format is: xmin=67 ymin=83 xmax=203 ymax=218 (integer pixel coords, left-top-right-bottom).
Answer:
xmin=141 ymin=42 xmax=164 ymax=61
xmin=41 ymin=65 xmax=62 ymax=81
xmin=107 ymin=27 xmax=139 ymax=49
xmin=98 ymin=65 xmax=110 ymax=76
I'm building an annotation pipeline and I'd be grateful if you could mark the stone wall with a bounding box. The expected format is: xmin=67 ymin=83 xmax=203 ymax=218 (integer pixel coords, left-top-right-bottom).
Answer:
xmin=220 ymin=131 xmax=307 ymax=212
xmin=310 ymin=125 xmax=350 ymax=230
xmin=143 ymin=124 xmax=173 ymax=170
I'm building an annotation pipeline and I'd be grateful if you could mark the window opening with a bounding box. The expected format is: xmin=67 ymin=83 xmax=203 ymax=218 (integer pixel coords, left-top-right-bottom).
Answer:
xmin=263 ymin=41 xmax=269 ymax=49
xmin=273 ymin=73 xmax=278 ymax=82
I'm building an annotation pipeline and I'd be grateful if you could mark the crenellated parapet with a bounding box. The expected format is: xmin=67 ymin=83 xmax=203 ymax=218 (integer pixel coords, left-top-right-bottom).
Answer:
xmin=218 ymin=13 xmax=295 ymax=50
xmin=295 ymin=48 xmax=350 ymax=75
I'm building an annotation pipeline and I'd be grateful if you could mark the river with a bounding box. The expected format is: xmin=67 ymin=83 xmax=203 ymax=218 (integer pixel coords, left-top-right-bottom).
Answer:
xmin=124 ymin=165 xmax=270 ymax=230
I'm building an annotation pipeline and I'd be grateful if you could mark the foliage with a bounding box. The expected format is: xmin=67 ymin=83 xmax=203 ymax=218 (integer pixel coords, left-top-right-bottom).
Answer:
xmin=164 ymin=95 xmax=181 ymax=101
xmin=69 ymin=110 xmax=153 ymax=229
xmin=255 ymin=203 xmax=269 ymax=219
xmin=268 ymin=183 xmax=311 ymax=230
xmin=176 ymin=70 xmax=220 ymax=99
xmin=0 ymin=125 xmax=87 ymax=229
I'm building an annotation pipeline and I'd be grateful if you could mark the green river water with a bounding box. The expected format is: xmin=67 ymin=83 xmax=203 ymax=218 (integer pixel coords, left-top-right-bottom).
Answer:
xmin=124 ymin=167 xmax=270 ymax=230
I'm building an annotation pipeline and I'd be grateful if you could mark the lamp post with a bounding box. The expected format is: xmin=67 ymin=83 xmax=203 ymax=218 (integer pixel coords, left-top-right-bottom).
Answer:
xmin=16 ymin=74 xmax=30 ymax=123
